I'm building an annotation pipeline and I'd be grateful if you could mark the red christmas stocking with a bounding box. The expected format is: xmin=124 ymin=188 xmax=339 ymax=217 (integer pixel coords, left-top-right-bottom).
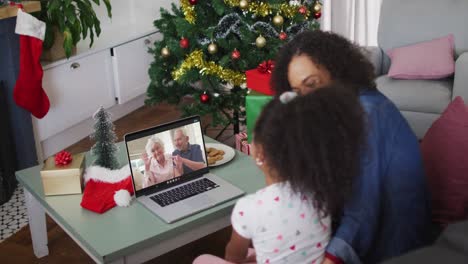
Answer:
xmin=13 ymin=9 xmax=50 ymax=119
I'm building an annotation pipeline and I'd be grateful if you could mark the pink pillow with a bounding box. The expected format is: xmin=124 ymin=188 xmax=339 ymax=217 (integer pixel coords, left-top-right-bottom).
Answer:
xmin=387 ymin=34 xmax=455 ymax=79
xmin=421 ymin=96 xmax=468 ymax=226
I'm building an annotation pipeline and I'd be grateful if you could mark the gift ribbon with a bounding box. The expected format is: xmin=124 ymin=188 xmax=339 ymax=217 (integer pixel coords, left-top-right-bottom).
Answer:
xmin=9 ymin=1 xmax=23 ymax=9
xmin=257 ymin=60 xmax=275 ymax=74
xmin=55 ymin=150 xmax=73 ymax=166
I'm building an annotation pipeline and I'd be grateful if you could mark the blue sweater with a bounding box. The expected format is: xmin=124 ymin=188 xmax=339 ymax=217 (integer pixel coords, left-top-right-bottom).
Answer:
xmin=326 ymin=90 xmax=431 ymax=263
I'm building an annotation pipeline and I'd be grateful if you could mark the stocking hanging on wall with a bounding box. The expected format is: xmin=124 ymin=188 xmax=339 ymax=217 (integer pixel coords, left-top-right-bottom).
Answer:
xmin=13 ymin=9 xmax=50 ymax=119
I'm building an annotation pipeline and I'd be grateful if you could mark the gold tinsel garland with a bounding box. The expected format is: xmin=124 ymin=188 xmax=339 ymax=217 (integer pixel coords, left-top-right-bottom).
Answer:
xmin=181 ymin=0 xmax=196 ymax=24
xmin=224 ymin=0 xmax=305 ymax=19
xmin=181 ymin=0 xmax=313 ymax=24
xmin=172 ymin=50 xmax=246 ymax=86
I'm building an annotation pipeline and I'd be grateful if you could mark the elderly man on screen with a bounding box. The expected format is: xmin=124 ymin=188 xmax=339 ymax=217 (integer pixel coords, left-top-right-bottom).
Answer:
xmin=172 ymin=128 xmax=206 ymax=174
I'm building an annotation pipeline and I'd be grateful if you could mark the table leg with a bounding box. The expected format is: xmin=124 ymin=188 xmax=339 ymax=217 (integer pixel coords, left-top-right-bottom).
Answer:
xmin=24 ymin=187 xmax=49 ymax=258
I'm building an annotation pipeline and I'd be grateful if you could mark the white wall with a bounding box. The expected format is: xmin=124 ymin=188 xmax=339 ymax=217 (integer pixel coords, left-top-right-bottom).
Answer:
xmin=93 ymin=0 xmax=177 ymax=28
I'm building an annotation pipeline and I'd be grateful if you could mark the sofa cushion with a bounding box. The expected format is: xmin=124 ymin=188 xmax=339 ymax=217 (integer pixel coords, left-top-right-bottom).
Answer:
xmin=421 ymin=97 xmax=468 ymax=226
xmin=387 ymin=35 xmax=455 ymax=79
xmin=376 ymin=75 xmax=452 ymax=114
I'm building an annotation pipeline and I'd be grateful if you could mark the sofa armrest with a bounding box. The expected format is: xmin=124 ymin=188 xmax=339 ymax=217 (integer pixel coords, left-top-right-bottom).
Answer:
xmin=453 ymin=52 xmax=468 ymax=101
xmin=362 ymin=46 xmax=383 ymax=77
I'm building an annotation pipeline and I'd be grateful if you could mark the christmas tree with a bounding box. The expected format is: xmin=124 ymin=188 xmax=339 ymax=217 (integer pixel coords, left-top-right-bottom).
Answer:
xmin=146 ymin=0 xmax=322 ymax=131
xmin=90 ymin=107 xmax=119 ymax=170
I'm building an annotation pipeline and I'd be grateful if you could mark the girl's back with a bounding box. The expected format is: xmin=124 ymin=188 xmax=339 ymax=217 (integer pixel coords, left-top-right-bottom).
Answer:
xmin=232 ymin=182 xmax=330 ymax=264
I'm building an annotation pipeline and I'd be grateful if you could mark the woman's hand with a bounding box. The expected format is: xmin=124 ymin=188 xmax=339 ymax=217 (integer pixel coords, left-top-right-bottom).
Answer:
xmin=142 ymin=152 xmax=151 ymax=171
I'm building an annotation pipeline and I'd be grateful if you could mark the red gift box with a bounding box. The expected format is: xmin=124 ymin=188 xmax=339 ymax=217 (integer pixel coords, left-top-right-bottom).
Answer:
xmin=245 ymin=60 xmax=275 ymax=95
xmin=235 ymin=132 xmax=251 ymax=156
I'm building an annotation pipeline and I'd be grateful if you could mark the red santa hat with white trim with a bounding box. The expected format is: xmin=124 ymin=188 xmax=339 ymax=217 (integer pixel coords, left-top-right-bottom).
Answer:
xmin=80 ymin=165 xmax=135 ymax=214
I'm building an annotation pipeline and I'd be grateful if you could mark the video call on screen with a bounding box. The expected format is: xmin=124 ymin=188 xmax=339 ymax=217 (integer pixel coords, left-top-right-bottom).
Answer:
xmin=127 ymin=122 xmax=207 ymax=192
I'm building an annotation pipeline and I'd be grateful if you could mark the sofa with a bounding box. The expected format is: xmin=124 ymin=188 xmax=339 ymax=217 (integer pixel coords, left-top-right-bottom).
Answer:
xmin=382 ymin=220 xmax=468 ymax=264
xmin=365 ymin=0 xmax=468 ymax=139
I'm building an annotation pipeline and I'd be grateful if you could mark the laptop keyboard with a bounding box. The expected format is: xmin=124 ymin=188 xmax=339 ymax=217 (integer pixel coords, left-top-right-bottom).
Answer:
xmin=150 ymin=178 xmax=220 ymax=207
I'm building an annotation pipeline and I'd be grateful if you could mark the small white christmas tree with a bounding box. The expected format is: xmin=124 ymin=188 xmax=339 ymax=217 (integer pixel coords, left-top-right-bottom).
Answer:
xmin=90 ymin=106 xmax=119 ymax=170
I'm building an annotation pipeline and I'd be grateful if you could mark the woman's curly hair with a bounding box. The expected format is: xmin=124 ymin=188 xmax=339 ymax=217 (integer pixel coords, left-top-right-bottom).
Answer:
xmin=271 ymin=30 xmax=376 ymax=95
xmin=253 ymin=84 xmax=365 ymax=218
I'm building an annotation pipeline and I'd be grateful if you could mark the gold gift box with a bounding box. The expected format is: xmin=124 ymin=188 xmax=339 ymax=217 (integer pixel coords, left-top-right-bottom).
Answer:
xmin=40 ymin=153 xmax=86 ymax=196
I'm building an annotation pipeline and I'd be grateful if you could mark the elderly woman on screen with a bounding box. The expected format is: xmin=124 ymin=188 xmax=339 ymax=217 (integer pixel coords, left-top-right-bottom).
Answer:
xmin=142 ymin=135 xmax=182 ymax=188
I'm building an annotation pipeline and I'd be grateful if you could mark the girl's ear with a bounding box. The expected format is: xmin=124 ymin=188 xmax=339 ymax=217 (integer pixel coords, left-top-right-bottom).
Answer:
xmin=252 ymin=141 xmax=265 ymax=164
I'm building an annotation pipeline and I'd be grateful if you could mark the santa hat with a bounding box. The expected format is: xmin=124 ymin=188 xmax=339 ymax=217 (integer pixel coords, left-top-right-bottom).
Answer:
xmin=80 ymin=165 xmax=135 ymax=214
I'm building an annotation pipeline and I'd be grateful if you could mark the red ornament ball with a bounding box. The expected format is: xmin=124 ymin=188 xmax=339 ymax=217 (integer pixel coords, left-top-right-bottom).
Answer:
xmin=298 ymin=6 xmax=307 ymax=15
xmin=200 ymin=93 xmax=210 ymax=104
xmin=231 ymin=49 xmax=241 ymax=60
xmin=279 ymin=31 xmax=288 ymax=41
xmin=188 ymin=0 xmax=198 ymax=5
xmin=314 ymin=11 xmax=322 ymax=19
xmin=180 ymin=38 xmax=190 ymax=49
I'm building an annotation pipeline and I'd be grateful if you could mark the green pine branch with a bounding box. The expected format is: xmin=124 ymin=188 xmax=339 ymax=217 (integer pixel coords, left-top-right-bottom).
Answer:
xmin=146 ymin=0 xmax=320 ymax=129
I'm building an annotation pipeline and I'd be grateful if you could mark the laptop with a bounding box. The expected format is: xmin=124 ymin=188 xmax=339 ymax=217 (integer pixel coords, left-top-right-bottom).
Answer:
xmin=124 ymin=116 xmax=245 ymax=223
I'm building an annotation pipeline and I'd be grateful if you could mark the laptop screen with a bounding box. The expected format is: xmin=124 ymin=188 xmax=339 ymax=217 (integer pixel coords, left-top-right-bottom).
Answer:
xmin=125 ymin=116 xmax=208 ymax=196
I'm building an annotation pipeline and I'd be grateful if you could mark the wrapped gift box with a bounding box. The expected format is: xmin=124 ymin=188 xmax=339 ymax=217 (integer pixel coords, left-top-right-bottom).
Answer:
xmin=242 ymin=140 xmax=251 ymax=155
xmin=235 ymin=132 xmax=252 ymax=155
xmin=245 ymin=69 xmax=275 ymax=95
xmin=40 ymin=153 xmax=86 ymax=196
xmin=246 ymin=91 xmax=273 ymax=143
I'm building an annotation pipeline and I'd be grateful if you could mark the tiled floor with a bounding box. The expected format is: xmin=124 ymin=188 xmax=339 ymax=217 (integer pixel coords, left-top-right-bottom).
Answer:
xmin=0 ymin=186 xmax=28 ymax=242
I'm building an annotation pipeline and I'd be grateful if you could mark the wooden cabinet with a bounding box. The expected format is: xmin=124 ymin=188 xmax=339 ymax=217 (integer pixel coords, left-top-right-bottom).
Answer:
xmin=34 ymin=50 xmax=115 ymax=141
xmin=112 ymin=33 xmax=161 ymax=104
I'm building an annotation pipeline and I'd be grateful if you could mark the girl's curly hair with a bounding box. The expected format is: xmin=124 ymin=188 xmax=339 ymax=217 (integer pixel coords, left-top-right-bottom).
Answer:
xmin=271 ymin=30 xmax=376 ymax=95
xmin=253 ymin=84 xmax=365 ymax=218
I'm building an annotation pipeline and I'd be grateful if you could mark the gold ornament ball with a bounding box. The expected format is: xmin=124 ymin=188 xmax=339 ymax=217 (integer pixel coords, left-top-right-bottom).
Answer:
xmin=161 ymin=47 xmax=170 ymax=57
xmin=273 ymin=15 xmax=284 ymax=27
xmin=313 ymin=2 xmax=322 ymax=13
xmin=239 ymin=0 xmax=249 ymax=10
xmin=208 ymin=43 xmax=218 ymax=54
xmin=256 ymin=35 xmax=267 ymax=48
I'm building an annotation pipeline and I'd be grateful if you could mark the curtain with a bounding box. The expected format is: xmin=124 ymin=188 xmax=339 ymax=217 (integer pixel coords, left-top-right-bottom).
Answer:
xmin=0 ymin=18 xmax=38 ymax=172
xmin=321 ymin=0 xmax=383 ymax=46
xmin=0 ymin=81 xmax=17 ymax=205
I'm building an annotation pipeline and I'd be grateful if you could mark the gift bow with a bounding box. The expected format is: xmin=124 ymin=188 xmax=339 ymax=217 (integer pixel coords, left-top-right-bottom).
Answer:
xmin=55 ymin=150 xmax=73 ymax=166
xmin=257 ymin=60 xmax=275 ymax=74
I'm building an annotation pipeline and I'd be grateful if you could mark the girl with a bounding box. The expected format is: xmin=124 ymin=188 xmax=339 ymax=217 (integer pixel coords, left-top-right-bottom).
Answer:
xmin=194 ymin=85 xmax=365 ymax=264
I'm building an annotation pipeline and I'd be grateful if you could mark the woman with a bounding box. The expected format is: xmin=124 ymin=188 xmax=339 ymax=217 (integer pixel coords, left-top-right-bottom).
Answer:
xmin=271 ymin=30 xmax=431 ymax=264
xmin=142 ymin=135 xmax=182 ymax=187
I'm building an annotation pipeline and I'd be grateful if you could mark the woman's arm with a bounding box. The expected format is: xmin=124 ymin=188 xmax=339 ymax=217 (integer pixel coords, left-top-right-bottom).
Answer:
xmin=225 ymin=229 xmax=251 ymax=263
xmin=325 ymin=104 xmax=383 ymax=264
xmin=143 ymin=170 xmax=157 ymax=187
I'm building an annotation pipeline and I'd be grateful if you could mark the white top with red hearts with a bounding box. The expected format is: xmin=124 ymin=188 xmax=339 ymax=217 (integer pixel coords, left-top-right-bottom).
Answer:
xmin=231 ymin=182 xmax=331 ymax=264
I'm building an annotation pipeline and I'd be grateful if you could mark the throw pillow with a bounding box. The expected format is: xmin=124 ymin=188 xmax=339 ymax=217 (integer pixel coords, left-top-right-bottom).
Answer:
xmin=421 ymin=96 xmax=468 ymax=226
xmin=387 ymin=34 xmax=455 ymax=79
